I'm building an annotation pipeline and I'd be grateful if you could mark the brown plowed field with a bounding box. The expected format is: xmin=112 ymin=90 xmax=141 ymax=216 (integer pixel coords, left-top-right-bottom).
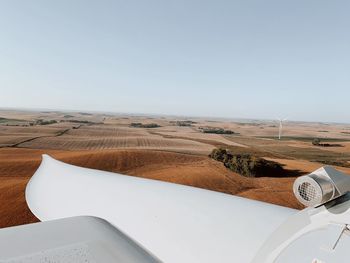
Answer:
xmin=17 ymin=125 xmax=215 ymax=155
xmin=0 ymin=147 xmax=303 ymax=228
xmin=19 ymin=136 xmax=213 ymax=154
xmin=1 ymin=110 xmax=350 ymax=229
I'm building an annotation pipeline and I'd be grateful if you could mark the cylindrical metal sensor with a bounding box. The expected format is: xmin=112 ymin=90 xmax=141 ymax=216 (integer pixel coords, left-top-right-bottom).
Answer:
xmin=293 ymin=174 xmax=335 ymax=207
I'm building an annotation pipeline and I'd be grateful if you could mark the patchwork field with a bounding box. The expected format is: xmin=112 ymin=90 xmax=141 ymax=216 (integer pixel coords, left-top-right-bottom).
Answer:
xmin=1 ymin=109 xmax=350 ymax=228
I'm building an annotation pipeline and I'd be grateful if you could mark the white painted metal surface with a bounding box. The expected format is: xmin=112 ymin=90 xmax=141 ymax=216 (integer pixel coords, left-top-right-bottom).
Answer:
xmin=26 ymin=155 xmax=295 ymax=263
xmin=0 ymin=216 xmax=160 ymax=263
xmin=252 ymin=196 xmax=350 ymax=263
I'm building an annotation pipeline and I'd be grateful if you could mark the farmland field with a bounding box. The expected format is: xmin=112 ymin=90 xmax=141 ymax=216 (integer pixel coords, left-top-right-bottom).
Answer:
xmin=1 ymin=109 xmax=350 ymax=227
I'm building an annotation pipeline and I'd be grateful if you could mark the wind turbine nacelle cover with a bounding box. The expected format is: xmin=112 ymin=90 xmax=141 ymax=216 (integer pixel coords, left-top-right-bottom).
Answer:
xmin=293 ymin=166 xmax=350 ymax=207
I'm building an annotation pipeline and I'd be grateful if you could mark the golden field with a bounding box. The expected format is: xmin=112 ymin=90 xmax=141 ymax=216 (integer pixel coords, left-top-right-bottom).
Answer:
xmin=1 ymin=109 xmax=350 ymax=227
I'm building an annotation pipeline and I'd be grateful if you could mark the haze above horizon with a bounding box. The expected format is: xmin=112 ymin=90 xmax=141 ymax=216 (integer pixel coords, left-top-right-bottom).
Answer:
xmin=0 ymin=0 xmax=349 ymax=123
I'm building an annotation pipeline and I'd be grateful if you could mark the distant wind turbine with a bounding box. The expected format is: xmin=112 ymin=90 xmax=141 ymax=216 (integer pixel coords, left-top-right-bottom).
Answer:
xmin=277 ymin=118 xmax=287 ymax=140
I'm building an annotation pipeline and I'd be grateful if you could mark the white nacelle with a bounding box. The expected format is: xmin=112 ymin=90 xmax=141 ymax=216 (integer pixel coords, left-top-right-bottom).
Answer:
xmin=293 ymin=166 xmax=350 ymax=207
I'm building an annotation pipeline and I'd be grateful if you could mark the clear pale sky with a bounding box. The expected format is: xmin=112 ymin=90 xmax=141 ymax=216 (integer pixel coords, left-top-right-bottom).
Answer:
xmin=0 ymin=1 xmax=349 ymax=122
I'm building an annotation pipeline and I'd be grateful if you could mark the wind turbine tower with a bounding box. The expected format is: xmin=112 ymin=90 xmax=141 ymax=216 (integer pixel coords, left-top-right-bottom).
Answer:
xmin=278 ymin=118 xmax=287 ymax=140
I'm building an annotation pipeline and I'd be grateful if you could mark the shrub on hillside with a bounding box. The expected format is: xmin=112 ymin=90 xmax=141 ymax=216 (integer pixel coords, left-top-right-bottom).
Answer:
xmin=312 ymin=138 xmax=321 ymax=146
xmin=200 ymin=127 xmax=236 ymax=134
xmin=130 ymin=122 xmax=161 ymax=128
xmin=209 ymin=148 xmax=284 ymax=177
xmin=312 ymin=138 xmax=341 ymax=147
xmin=35 ymin=119 xmax=58 ymax=125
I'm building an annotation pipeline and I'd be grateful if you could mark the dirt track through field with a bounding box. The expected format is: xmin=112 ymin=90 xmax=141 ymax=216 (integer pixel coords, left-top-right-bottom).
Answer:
xmin=0 ymin=127 xmax=71 ymax=148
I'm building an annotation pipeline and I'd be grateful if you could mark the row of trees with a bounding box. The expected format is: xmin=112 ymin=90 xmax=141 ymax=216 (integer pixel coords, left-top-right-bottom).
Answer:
xmin=209 ymin=148 xmax=285 ymax=177
xmin=199 ymin=127 xmax=237 ymax=134
xmin=170 ymin=120 xmax=196 ymax=127
xmin=130 ymin=122 xmax=161 ymax=128
xmin=312 ymin=138 xmax=342 ymax=147
xmin=35 ymin=119 xmax=58 ymax=125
